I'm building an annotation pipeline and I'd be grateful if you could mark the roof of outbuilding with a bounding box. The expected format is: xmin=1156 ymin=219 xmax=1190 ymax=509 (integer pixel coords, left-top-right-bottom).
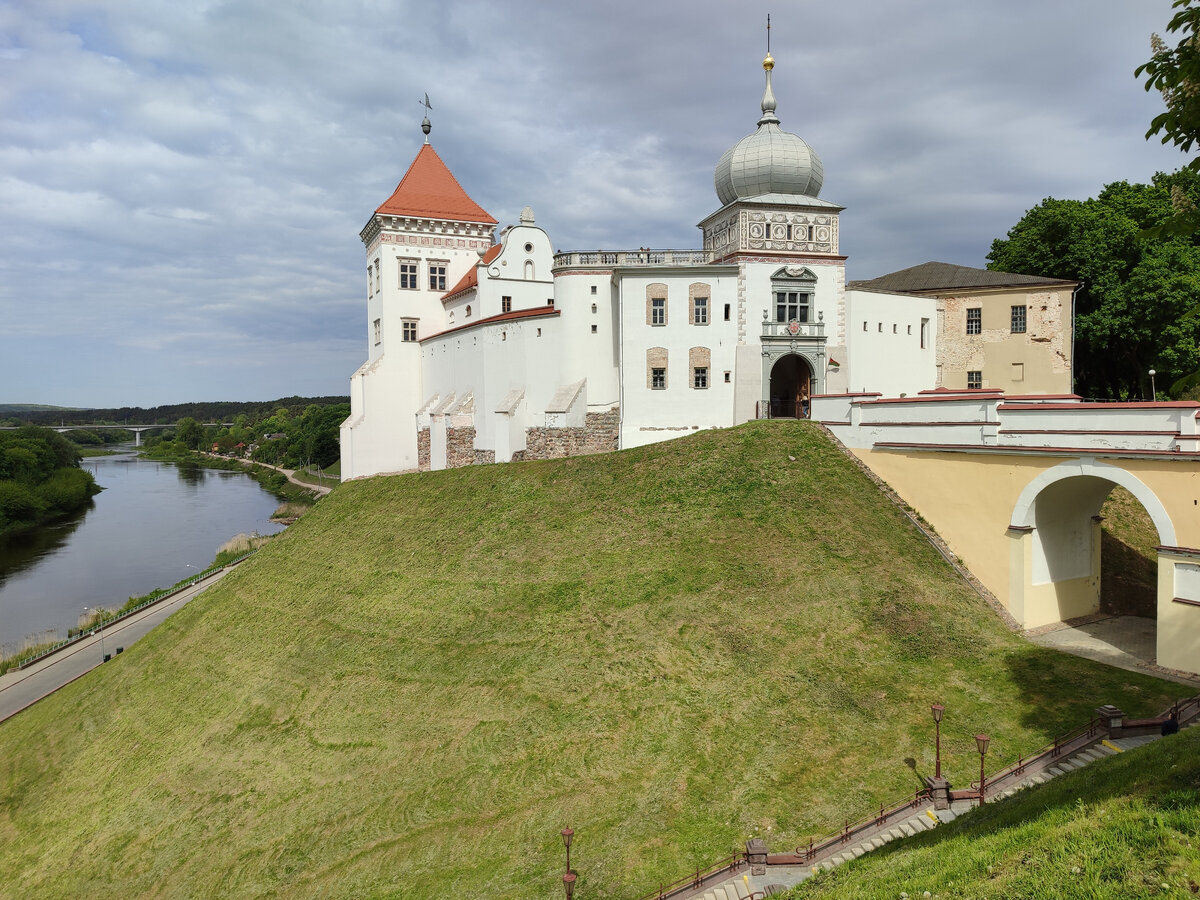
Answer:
xmin=375 ymin=144 xmax=497 ymax=224
xmin=441 ymin=244 xmax=503 ymax=303
xmin=848 ymin=261 xmax=1076 ymax=295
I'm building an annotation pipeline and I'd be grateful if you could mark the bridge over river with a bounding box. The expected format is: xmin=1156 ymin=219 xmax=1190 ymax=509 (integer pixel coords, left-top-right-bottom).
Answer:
xmin=812 ymin=389 xmax=1200 ymax=677
xmin=0 ymin=423 xmax=234 ymax=446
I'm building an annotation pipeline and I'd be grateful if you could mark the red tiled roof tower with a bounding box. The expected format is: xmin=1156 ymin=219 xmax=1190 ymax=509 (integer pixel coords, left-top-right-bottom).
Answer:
xmin=375 ymin=144 xmax=497 ymax=225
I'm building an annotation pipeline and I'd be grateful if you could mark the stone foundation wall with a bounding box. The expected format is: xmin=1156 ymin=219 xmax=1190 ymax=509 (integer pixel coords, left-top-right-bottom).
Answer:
xmin=446 ymin=426 xmax=477 ymax=469
xmin=513 ymin=408 xmax=620 ymax=461
xmin=475 ymin=449 xmax=496 ymax=465
xmin=417 ymin=427 xmax=430 ymax=472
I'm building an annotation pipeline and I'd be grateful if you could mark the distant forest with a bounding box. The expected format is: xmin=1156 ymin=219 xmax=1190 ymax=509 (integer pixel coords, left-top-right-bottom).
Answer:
xmin=1 ymin=396 xmax=350 ymax=427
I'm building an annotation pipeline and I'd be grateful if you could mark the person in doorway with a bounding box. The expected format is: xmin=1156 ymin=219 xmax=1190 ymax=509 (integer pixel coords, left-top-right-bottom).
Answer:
xmin=1162 ymin=710 xmax=1180 ymax=736
xmin=800 ymin=385 xmax=811 ymax=419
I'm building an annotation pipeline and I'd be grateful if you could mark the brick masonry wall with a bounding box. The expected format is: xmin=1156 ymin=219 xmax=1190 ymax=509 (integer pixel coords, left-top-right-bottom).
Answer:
xmin=512 ymin=408 xmax=620 ymax=461
xmin=446 ymin=426 xmax=476 ymax=469
xmin=417 ymin=427 xmax=430 ymax=472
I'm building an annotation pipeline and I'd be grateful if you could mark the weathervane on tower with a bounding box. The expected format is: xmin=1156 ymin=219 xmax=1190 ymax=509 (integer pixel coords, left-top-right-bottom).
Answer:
xmin=419 ymin=93 xmax=432 ymax=143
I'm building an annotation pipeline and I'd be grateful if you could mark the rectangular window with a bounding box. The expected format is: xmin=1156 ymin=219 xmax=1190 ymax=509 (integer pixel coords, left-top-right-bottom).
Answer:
xmin=724 ymin=303 xmax=731 ymax=321
xmin=367 ymin=268 xmax=373 ymax=297
xmin=429 ymin=263 xmax=447 ymax=292
xmin=966 ymin=307 xmax=982 ymax=335
xmin=591 ymin=324 xmax=598 ymax=334
xmin=399 ymin=261 xmax=418 ymax=290
xmin=502 ymin=296 xmax=512 ymax=313
xmin=693 ymin=296 xmax=709 ymax=325
xmin=920 ymin=318 xmax=929 ymax=349
xmin=775 ymin=291 xmax=808 ymax=323
xmin=892 ymin=324 xmax=897 ymax=334
xmin=967 ymin=370 xmax=983 ymax=390
xmin=373 ymin=318 xmax=381 ymax=346
xmin=590 ymin=285 xmax=598 ymax=295
xmin=651 ymin=297 xmax=666 ymax=326
xmin=1012 ymin=362 xmax=1024 ymax=382
xmin=1011 ymin=305 xmax=1027 ymax=333
xmin=546 ymin=298 xmax=554 ymax=306
xmin=651 ymin=367 xmax=666 ymax=389
xmin=374 ymin=260 xmax=380 ymax=293
xmin=693 ymin=366 xmax=708 ymax=389
xmin=724 ymin=371 xmax=731 ymax=383
xmin=402 ymin=319 xmax=418 ymax=342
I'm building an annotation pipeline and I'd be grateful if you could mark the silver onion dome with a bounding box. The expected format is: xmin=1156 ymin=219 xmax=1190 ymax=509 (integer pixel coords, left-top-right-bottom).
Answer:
xmin=714 ymin=53 xmax=824 ymax=205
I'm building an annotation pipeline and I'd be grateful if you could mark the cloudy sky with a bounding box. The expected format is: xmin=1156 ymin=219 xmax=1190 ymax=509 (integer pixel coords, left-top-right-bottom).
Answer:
xmin=0 ymin=0 xmax=1190 ymax=408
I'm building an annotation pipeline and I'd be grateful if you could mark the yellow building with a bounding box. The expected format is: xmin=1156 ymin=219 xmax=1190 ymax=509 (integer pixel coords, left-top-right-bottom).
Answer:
xmin=849 ymin=261 xmax=1076 ymax=395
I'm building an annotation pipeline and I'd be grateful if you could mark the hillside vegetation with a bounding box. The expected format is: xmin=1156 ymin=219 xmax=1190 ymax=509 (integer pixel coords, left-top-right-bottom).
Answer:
xmin=785 ymin=727 xmax=1200 ymax=899
xmin=0 ymin=422 xmax=1181 ymax=899
xmin=0 ymin=426 xmax=101 ymax=536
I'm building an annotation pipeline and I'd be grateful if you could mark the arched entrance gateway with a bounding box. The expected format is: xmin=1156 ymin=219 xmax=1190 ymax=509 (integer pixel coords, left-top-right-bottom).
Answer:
xmin=769 ymin=354 xmax=813 ymax=418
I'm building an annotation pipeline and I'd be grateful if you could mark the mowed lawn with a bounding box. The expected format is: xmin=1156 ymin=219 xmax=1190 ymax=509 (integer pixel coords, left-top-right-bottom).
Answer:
xmin=0 ymin=422 xmax=1182 ymax=899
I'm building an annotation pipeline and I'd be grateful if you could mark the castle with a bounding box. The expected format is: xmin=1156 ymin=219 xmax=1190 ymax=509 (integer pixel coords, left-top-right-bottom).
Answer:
xmin=340 ymin=54 xmax=1074 ymax=480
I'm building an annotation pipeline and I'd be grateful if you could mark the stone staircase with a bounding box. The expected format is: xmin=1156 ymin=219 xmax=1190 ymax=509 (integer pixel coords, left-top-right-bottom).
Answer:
xmin=697 ymin=719 xmax=1196 ymax=898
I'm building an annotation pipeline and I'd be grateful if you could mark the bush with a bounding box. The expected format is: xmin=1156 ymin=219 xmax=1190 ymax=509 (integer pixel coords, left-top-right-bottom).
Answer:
xmin=0 ymin=480 xmax=47 ymax=528
xmin=36 ymin=467 xmax=99 ymax=514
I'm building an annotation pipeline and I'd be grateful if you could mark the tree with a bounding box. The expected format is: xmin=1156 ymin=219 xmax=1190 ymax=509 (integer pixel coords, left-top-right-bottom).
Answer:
xmin=175 ymin=417 xmax=203 ymax=450
xmin=987 ymin=172 xmax=1200 ymax=399
xmin=1137 ymin=0 xmax=1200 ymax=236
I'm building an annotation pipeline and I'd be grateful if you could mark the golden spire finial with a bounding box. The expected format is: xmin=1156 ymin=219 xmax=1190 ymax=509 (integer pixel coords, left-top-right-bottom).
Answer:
xmin=764 ymin=14 xmax=774 ymax=70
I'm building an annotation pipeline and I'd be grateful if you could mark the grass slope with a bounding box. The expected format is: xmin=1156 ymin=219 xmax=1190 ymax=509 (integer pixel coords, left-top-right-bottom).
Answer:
xmin=785 ymin=727 xmax=1200 ymax=899
xmin=0 ymin=423 xmax=1182 ymax=899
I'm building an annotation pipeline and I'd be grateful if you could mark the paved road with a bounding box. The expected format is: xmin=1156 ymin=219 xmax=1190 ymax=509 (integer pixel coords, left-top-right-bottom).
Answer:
xmin=0 ymin=568 xmax=229 ymax=724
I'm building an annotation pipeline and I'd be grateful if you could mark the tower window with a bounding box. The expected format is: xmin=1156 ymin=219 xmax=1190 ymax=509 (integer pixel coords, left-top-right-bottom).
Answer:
xmin=775 ymin=291 xmax=808 ymax=323
xmin=402 ymin=319 xmax=418 ymax=342
xmin=429 ymin=263 xmax=447 ymax=292
xmin=399 ymin=260 xmax=418 ymax=290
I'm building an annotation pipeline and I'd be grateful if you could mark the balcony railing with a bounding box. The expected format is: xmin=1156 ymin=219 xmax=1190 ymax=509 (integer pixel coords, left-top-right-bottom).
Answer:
xmin=552 ymin=249 xmax=714 ymax=268
xmin=761 ymin=320 xmax=825 ymax=338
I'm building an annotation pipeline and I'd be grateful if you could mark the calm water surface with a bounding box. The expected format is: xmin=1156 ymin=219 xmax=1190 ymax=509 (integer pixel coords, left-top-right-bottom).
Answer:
xmin=0 ymin=447 xmax=285 ymax=652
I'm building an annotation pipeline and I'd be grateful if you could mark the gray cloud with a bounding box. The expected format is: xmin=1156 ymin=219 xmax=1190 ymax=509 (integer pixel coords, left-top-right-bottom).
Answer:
xmin=0 ymin=0 xmax=1187 ymax=406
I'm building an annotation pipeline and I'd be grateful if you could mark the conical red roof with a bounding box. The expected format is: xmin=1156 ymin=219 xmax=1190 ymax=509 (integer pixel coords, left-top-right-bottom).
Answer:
xmin=375 ymin=144 xmax=496 ymax=224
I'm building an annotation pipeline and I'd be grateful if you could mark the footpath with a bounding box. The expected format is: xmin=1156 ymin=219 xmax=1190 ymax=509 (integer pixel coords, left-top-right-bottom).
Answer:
xmin=0 ymin=567 xmax=228 ymax=724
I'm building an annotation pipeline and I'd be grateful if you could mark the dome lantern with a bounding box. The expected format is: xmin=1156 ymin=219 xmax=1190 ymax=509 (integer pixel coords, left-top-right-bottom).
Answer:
xmin=713 ymin=54 xmax=824 ymax=206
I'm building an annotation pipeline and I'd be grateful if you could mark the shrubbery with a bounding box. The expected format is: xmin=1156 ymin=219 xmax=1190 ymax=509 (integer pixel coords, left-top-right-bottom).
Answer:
xmin=0 ymin=426 xmax=99 ymax=534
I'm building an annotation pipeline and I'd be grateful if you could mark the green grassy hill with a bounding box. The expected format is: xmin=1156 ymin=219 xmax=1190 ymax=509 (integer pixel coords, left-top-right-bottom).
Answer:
xmin=0 ymin=423 xmax=1182 ymax=899
xmin=785 ymin=727 xmax=1200 ymax=899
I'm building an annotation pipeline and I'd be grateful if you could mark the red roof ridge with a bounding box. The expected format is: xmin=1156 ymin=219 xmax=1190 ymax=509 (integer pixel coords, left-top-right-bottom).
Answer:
xmin=375 ymin=144 xmax=497 ymax=224
xmin=441 ymin=244 xmax=502 ymax=303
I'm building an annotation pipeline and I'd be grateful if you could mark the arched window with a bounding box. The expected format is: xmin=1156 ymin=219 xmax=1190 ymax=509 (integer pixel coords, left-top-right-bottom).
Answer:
xmin=524 ymin=260 xmax=535 ymax=280
xmin=466 ymin=305 xmax=472 ymax=318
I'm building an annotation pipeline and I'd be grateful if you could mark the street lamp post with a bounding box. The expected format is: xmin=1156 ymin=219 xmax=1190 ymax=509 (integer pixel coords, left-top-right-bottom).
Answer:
xmin=975 ymin=733 xmax=990 ymax=804
xmin=931 ymin=703 xmax=944 ymax=780
xmin=561 ymin=827 xmax=574 ymax=874
xmin=1149 ymin=369 xmax=1157 ymax=402
xmin=563 ymin=872 xmax=576 ymax=900
xmin=84 ymin=606 xmax=106 ymax=660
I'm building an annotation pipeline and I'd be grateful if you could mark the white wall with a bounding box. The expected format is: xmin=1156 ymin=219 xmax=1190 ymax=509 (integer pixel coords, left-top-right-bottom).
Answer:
xmin=844 ymin=289 xmax=937 ymax=396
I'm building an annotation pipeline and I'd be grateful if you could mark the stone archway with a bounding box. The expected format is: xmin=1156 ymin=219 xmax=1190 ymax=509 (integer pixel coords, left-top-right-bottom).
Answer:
xmin=769 ymin=354 xmax=813 ymax=418
xmin=1007 ymin=459 xmax=1175 ymax=633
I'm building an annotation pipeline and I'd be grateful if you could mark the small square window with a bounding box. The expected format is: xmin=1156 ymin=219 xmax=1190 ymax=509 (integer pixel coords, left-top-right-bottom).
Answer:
xmin=966 ymin=308 xmax=982 ymax=335
xmin=893 ymin=324 xmax=897 ymax=334
xmin=651 ymin=367 xmax=666 ymax=390
xmin=591 ymin=324 xmax=598 ymax=334
xmin=967 ymin=370 xmax=983 ymax=390
xmin=502 ymin=296 xmax=512 ymax=313
xmin=863 ymin=321 xmax=868 ymax=331
xmin=693 ymin=366 xmax=708 ymax=389
xmin=590 ymin=285 xmax=598 ymax=295
xmin=651 ymin=297 xmax=666 ymax=326
xmin=724 ymin=371 xmax=731 ymax=383
xmin=907 ymin=324 xmax=912 ymax=335
xmin=547 ymin=298 xmax=554 ymax=306
xmin=878 ymin=323 xmax=882 ymax=332
xmin=591 ymin=303 xmax=598 ymax=313
xmin=402 ymin=320 xmax=418 ymax=342
xmin=1011 ymin=305 xmax=1027 ymax=333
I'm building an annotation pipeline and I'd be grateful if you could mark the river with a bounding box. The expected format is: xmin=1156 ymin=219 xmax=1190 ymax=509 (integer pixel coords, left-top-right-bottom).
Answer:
xmin=0 ymin=447 xmax=286 ymax=655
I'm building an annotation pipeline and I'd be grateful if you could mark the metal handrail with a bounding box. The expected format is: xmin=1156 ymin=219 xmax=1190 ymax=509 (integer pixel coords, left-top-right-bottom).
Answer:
xmin=795 ymin=788 xmax=930 ymax=862
xmin=14 ymin=551 xmax=256 ymax=669
xmin=631 ymin=852 xmax=746 ymax=900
